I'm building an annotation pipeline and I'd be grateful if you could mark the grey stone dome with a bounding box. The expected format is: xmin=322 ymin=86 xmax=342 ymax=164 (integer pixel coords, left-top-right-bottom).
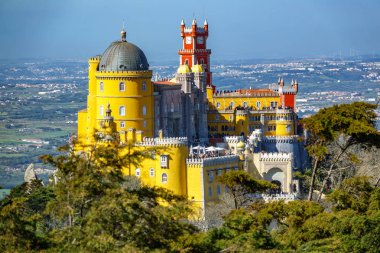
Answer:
xmin=99 ymin=39 xmax=149 ymax=71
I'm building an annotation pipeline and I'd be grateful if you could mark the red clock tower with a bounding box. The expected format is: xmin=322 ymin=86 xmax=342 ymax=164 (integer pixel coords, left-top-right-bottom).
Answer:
xmin=178 ymin=19 xmax=212 ymax=85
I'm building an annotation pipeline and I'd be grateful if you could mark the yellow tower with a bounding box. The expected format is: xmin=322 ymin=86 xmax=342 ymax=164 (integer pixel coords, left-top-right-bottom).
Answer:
xmin=78 ymin=29 xmax=154 ymax=144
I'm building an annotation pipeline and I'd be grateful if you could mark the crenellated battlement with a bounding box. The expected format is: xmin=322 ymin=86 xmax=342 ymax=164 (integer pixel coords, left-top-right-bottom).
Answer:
xmin=136 ymin=136 xmax=188 ymax=147
xmin=186 ymin=155 xmax=239 ymax=167
xmin=259 ymin=152 xmax=292 ymax=162
xmin=263 ymin=135 xmax=298 ymax=143
xmin=224 ymin=136 xmax=244 ymax=143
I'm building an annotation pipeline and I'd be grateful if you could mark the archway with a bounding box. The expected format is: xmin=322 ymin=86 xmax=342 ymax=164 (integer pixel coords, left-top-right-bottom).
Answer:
xmin=265 ymin=167 xmax=285 ymax=193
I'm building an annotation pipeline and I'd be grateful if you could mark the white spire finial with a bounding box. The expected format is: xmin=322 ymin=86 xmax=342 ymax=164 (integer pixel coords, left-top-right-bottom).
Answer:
xmin=192 ymin=18 xmax=197 ymax=25
xmin=121 ymin=20 xmax=126 ymax=41
xmin=204 ymin=19 xmax=208 ymax=26
xmin=181 ymin=19 xmax=185 ymax=25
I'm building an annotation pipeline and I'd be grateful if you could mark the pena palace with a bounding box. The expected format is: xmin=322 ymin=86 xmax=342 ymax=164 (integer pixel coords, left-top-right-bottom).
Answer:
xmin=76 ymin=19 xmax=308 ymax=217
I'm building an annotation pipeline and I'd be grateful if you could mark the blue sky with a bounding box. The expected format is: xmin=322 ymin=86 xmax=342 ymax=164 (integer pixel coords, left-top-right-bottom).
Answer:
xmin=0 ymin=0 xmax=379 ymax=61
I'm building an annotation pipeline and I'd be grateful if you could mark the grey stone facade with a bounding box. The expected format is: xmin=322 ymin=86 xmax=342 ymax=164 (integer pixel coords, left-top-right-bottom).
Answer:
xmin=153 ymin=68 xmax=208 ymax=143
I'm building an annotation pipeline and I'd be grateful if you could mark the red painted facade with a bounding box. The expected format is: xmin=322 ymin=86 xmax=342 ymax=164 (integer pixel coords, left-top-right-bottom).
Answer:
xmin=179 ymin=19 xmax=212 ymax=85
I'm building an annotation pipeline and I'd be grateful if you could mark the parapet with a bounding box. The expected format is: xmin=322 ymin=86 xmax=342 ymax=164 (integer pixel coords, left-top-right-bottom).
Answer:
xmin=263 ymin=135 xmax=299 ymax=143
xmin=224 ymin=136 xmax=244 ymax=143
xmin=136 ymin=136 xmax=188 ymax=147
xmin=186 ymin=155 xmax=239 ymax=167
xmin=259 ymin=152 xmax=293 ymax=162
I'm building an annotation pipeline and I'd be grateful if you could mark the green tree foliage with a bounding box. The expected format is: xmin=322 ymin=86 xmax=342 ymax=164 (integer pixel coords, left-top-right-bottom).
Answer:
xmin=218 ymin=170 xmax=275 ymax=209
xmin=301 ymin=102 xmax=380 ymax=200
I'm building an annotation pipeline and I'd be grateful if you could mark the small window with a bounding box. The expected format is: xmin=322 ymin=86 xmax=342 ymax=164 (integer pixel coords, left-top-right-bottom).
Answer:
xmin=200 ymin=59 xmax=204 ymax=64
xmin=142 ymin=105 xmax=147 ymax=116
xmin=230 ymin=102 xmax=234 ymax=108
xmin=150 ymin=168 xmax=154 ymax=177
xmin=135 ymin=168 xmax=140 ymax=177
xmin=215 ymin=115 xmax=219 ymax=121
xmin=99 ymin=82 xmax=104 ymax=91
xmin=162 ymin=173 xmax=168 ymax=183
xmin=217 ymin=169 xmax=223 ymax=176
xmin=119 ymin=82 xmax=125 ymax=92
xmin=160 ymin=155 xmax=168 ymax=168
xmin=217 ymin=185 xmax=221 ymax=195
xmin=208 ymin=186 xmax=212 ymax=197
xmin=229 ymin=115 xmax=233 ymax=121
xmin=243 ymin=101 xmax=247 ymax=108
xmin=120 ymin=121 xmax=125 ymax=128
xmin=184 ymin=59 xmax=189 ymax=65
xmin=99 ymin=105 xmax=104 ymax=116
xmin=142 ymin=81 xmax=147 ymax=91
xmin=216 ymin=102 xmax=221 ymax=108
xmin=209 ymin=171 xmax=214 ymax=182
xmin=170 ymin=102 xmax=174 ymax=112
xmin=119 ymin=106 xmax=126 ymax=116
xmin=143 ymin=120 xmax=147 ymax=128
xmin=256 ymin=101 xmax=261 ymax=109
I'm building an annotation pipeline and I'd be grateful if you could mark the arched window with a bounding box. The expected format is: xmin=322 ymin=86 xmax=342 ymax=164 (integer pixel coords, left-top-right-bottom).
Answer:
xmin=170 ymin=102 xmax=174 ymax=112
xmin=143 ymin=120 xmax=147 ymax=128
xmin=216 ymin=102 xmax=221 ymax=108
xmin=162 ymin=173 xmax=168 ymax=183
xmin=230 ymin=101 xmax=234 ymax=108
xmin=120 ymin=121 xmax=125 ymax=128
xmin=119 ymin=82 xmax=125 ymax=92
xmin=119 ymin=106 xmax=126 ymax=116
xmin=150 ymin=168 xmax=154 ymax=177
xmin=142 ymin=81 xmax=147 ymax=91
xmin=200 ymin=59 xmax=204 ymax=64
xmin=135 ymin=168 xmax=140 ymax=177
xmin=99 ymin=82 xmax=104 ymax=92
xmin=184 ymin=59 xmax=189 ymax=65
xmin=99 ymin=105 xmax=104 ymax=116
xmin=256 ymin=101 xmax=261 ymax=109
xmin=142 ymin=105 xmax=147 ymax=116
xmin=243 ymin=101 xmax=247 ymax=108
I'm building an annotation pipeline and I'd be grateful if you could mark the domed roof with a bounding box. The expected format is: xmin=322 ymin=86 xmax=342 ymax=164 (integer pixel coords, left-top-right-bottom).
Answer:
xmin=191 ymin=64 xmax=204 ymax=73
xmin=177 ymin=64 xmax=191 ymax=74
xmin=99 ymin=30 xmax=149 ymax=71
xmin=236 ymin=141 xmax=245 ymax=149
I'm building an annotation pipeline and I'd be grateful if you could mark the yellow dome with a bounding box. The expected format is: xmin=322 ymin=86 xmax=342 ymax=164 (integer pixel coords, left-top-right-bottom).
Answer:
xmin=177 ymin=64 xmax=191 ymax=74
xmin=191 ymin=64 xmax=204 ymax=73
xmin=236 ymin=141 xmax=245 ymax=149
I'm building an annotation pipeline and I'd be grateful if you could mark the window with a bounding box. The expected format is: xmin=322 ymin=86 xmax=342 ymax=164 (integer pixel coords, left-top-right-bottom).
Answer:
xmin=200 ymin=59 xmax=204 ymax=64
xmin=120 ymin=121 xmax=125 ymax=128
xmin=215 ymin=115 xmax=219 ymax=121
xmin=142 ymin=105 xmax=147 ymax=116
xmin=160 ymin=155 xmax=168 ymax=168
xmin=229 ymin=115 xmax=233 ymax=121
xmin=142 ymin=81 xmax=147 ymax=91
xmin=243 ymin=101 xmax=247 ymax=108
xmin=216 ymin=102 xmax=221 ymax=108
xmin=99 ymin=82 xmax=104 ymax=91
xmin=270 ymin=101 xmax=278 ymax=108
xmin=143 ymin=120 xmax=147 ymax=128
xmin=217 ymin=169 xmax=223 ymax=176
xmin=209 ymin=171 xmax=214 ymax=182
xmin=286 ymin=124 xmax=292 ymax=133
xmin=256 ymin=101 xmax=261 ymax=109
xmin=150 ymin=168 xmax=154 ymax=177
xmin=230 ymin=102 xmax=234 ymax=108
xmin=184 ymin=59 xmax=189 ymax=65
xmin=268 ymin=125 xmax=277 ymax=132
xmin=217 ymin=185 xmax=221 ymax=195
xmin=119 ymin=82 xmax=125 ymax=92
xmin=135 ymin=168 xmax=140 ymax=177
xmin=162 ymin=173 xmax=168 ymax=183
xmin=99 ymin=105 xmax=104 ymax=116
xmin=119 ymin=106 xmax=126 ymax=116
xmin=170 ymin=102 xmax=174 ymax=112
xmin=208 ymin=186 xmax=212 ymax=197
